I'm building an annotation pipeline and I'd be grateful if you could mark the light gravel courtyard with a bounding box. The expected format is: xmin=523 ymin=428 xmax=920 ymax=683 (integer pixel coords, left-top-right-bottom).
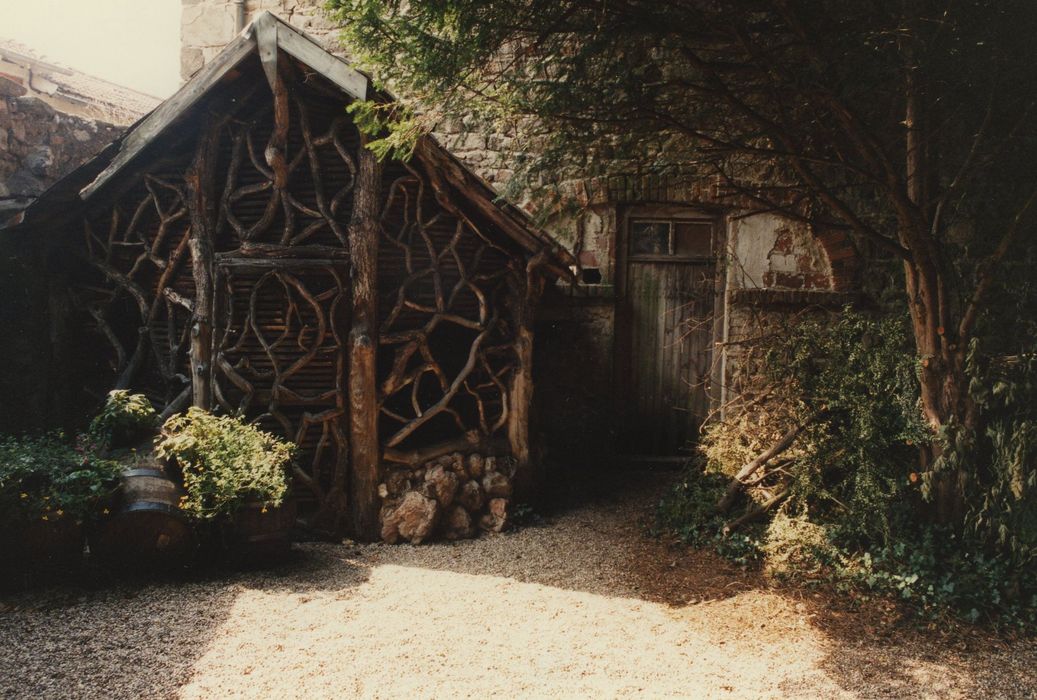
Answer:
xmin=1 ymin=473 xmax=1034 ymax=699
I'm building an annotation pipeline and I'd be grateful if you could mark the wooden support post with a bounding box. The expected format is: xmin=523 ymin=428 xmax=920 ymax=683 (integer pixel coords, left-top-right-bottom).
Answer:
xmin=185 ymin=118 xmax=222 ymax=410
xmin=509 ymin=264 xmax=540 ymax=501
xmin=348 ymin=139 xmax=384 ymax=540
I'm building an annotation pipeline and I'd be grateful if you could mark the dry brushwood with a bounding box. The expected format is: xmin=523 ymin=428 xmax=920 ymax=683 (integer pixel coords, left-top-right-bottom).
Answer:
xmin=715 ymin=413 xmax=820 ymax=514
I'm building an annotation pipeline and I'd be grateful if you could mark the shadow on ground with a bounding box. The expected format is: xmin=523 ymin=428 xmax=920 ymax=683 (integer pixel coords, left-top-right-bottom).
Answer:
xmin=1 ymin=466 xmax=1033 ymax=699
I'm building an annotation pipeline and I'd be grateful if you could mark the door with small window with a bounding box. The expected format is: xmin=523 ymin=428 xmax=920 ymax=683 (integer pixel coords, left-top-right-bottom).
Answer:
xmin=618 ymin=214 xmax=719 ymax=456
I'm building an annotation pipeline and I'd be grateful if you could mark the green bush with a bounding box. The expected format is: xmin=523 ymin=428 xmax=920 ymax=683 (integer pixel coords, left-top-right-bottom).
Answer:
xmin=155 ymin=408 xmax=294 ymax=520
xmin=88 ymin=390 xmax=158 ymax=448
xmin=659 ymin=308 xmax=1037 ymax=627
xmin=0 ymin=433 xmax=121 ymax=526
xmin=761 ymin=511 xmax=840 ymax=578
xmin=954 ymin=345 xmax=1037 ymax=569
xmin=655 ymin=466 xmax=763 ymax=567
xmin=838 ymin=530 xmax=1037 ymax=626
xmin=759 ymin=310 xmax=929 ymax=546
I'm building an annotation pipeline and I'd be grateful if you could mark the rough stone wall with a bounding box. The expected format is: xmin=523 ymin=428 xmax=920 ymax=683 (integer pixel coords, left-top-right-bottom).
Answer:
xmin=0 ymin=77 xmax=123 ymax=212
xmin=181 ymin=0 xmax=341 ymax=80
xmin=379 ymin=452 xmax=514 ymax=543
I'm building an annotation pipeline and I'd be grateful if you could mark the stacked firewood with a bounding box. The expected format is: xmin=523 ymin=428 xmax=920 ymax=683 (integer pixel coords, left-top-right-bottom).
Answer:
xmin=379 ymin=453 xmax=514 ymax=544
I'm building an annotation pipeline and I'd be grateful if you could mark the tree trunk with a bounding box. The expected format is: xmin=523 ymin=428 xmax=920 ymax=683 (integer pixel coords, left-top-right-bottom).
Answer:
xmin=903 ymin=258 xmax=973 ymax=524
xmin=185 ymin=118 xmax=222 ymax=411
xmin=347 ymin=140 xmax=384 ymax=540
xmin=901 ymin=46 xmax=971 ymax=524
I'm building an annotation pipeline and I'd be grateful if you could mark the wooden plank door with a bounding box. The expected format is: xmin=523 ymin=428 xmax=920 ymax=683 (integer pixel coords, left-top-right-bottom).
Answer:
xmin=619 ymin=218 xmax=717 ymax=456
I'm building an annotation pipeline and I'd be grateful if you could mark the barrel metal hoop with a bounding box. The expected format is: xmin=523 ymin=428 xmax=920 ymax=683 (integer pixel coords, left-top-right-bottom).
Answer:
xmin=122 ymin=468 xmax=168 ymax=479
xmin=123 ymin=501 xmax=186 ymax=519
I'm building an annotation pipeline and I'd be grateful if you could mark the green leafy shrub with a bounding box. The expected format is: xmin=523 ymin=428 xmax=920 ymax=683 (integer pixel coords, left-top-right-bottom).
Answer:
xmin=0 ymin=433 xmax=120 ymax=525
xmin=955 ymin=345 xmax=1037 ymax=568
xmin=88 ymin=390 xmax=158 ymax=448
xmin=659 ymin=308 xmax=1037 ymax=627
xmin=756 ymin=309 xmax=928 ymax=546
xmin=838 ymin=530 xmax=1037 ymax=626
xmin=761 ymin=511 xmax=841 ymax=578
xmin=156 ymin=408 xmax=294 ymax=519
xmin=655 ymin=466 xmax=763 ymax=567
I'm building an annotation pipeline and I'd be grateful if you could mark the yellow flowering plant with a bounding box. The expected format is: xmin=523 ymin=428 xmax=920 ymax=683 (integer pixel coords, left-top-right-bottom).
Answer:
xmin=0 ymin=433 xmax=121 ymax=526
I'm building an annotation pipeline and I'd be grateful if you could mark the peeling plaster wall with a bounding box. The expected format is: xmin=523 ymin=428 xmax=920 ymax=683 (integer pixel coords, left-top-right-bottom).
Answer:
xmin=729 ymin=214 xmax=831 ymax=291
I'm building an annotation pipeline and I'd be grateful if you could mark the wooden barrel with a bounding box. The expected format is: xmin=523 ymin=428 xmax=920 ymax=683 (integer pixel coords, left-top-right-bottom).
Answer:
xmin=227 ymin=498 xmax=297 ymax=564
xmin=90 ymin=466 xmax=194 ymax=570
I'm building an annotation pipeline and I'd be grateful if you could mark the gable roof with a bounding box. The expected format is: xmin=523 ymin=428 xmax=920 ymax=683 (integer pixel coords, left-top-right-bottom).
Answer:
xmin=2 ymin=12 xmax=568 ymax=264
xmin=0 ymin=38 xmax=160 ymax=124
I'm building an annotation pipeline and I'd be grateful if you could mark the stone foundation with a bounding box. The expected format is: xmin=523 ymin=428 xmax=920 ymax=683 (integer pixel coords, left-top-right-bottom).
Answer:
xmin=379 ymin=453 xmax=515 ymax=544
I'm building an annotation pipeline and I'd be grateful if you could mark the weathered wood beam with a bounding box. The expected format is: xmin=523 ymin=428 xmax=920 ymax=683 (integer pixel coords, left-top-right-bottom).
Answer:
xmin=258 ymin=21 xmax=290 ymax=194
xmin=348 ymin=139 xmax=384 ymax=540
xmin=268 ymin=14 xmax=367 ymax=100
xmin=79 ymin=33 xmax=256 ymax=200
xmin=184 ymin=116 xmax=224 ymax=410
xmin=508 ymin=261 xmax=543 ymax=501
xmin=383 ymin=434 xmax=505 ymax=467
xmin=415 ymin=138 xmax=576 ymax=269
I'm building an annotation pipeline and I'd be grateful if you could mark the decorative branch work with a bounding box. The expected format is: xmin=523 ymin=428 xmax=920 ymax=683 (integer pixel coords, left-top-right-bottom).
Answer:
xmin=218 ymin=92 xmax=359 ymax=250
xmin=213 ymin=262 xmax=351 ymax=532
xmin=377 ymin=166 xmax=519 ymax=461
xmin=68 ymin=61 xmax=546 ymax=536
xmin=78 ymin=173 xmax=195 ymax=408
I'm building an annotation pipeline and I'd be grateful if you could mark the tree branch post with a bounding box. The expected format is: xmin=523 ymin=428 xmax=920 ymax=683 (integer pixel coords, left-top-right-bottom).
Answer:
xmin=348 ymin=137 xmax=384 ymax=540
xmin=185 ymin=115 xmax=223 ymax=411
xmin=508 ymin=264 xmax=538 ymax=501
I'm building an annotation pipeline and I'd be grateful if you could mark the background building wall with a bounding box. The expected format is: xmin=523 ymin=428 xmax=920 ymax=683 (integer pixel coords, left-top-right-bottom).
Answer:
xmin=179 ymin=2 xmax=858 ymax=464
xmin=0 ymin=77 xmax=123 ymax=216
xmin=181 ymin=0 xmax=340 ymax=79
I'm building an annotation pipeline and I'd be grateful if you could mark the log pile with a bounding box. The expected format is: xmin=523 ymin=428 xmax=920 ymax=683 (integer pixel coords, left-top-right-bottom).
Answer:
xmin=379 ymin=452 xmax=514 ymax=543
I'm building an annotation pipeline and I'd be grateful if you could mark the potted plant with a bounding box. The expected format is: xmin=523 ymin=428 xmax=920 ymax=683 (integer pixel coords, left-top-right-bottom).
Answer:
xmin=155 ymin=408 xmax=295 ymax=563
xmin=84 ymin=392 xmax=195 ymax=571
xmin=0 ymin=433 xmax=120 ymax=585
xmin=88 ymin=390 xmax=159 ymax=451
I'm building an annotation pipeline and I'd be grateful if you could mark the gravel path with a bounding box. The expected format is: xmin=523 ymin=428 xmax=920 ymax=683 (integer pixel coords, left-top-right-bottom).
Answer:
xmin=1 ymin=472 xmax=1034 ymax=699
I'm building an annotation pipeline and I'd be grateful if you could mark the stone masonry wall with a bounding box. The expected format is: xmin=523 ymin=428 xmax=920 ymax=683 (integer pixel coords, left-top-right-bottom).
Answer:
xmin=380 ymin=452 xmax=515 ymax=543
xmin=181 ymin=0 xmax=340 ymax=80
xmin=0 ymin=77 xmax=123 ymax=215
